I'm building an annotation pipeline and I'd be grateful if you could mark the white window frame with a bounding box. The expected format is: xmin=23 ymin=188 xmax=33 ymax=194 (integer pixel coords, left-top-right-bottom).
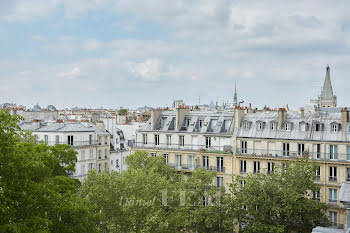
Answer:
xmin=329 ymin=145 xmax=338 ymax=160
xmin=163 ymin=153 xmax=169 ymax=164
xmin=284 ymin=123 xmax=291 ymax=131
xmin=329 ymin=188 xmax=337 ymax=203
xmin=332 ymin=124 xmax=338 ymax=132
xmin=155 ymin=134 xmax=160 ymax=146
xmin=240 ymin=160 xmax=246 ymax=173
xmin=241 ymin=141 xmax=247 ymax=154
xmin=142 ymin=134 xmax=148 ymax=145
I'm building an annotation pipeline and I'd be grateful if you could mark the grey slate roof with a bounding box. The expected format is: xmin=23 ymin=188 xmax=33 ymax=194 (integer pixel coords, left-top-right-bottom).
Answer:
xmin=19 ymin=122 xmax=96 ymax=132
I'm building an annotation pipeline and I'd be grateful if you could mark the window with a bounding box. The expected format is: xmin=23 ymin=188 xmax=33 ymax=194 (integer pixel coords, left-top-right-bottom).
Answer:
xmin=150 ymin=152 xmax=157 ymax=157
xmin=88 ymin=163 xmax=94 ymax=171
xmin=98 ymin=150 xmax=101 ymax=159
xmin=105 ymin=163 xmax=107 ymax=170
xmin=329 ymin=211 xmax=337 ymax=227
xmin=179 ymin=136 xmax=184 ymax=147
xmin=283 ymin=143 xmax=290 ymax=156
xmin=104 ymin=149 xmax=108 ymax=159
xmin=329 ymin=166 xmax=337 ymax=181
xmin=240 ymin=160 xmax=247 ymax=173
xmin=241 ymin=141 xmax=247 ymax=154
xmin=89 ymin=149 xmax=94 ymax=159
xmin=44 ymin=135 xmax=48 ymax=144
xmin=155 ymin=134 xmax=160 ymax=146
xmin=68 ymin=135 xmax=74 ymax=145
xmin=313 ymin=189 xmax=320 ymax=201
xmin=199 ymin=119 xmax=204 ymax=128
xmin=267 ymin=162 xmax=274 ymax=174
xmin=216 ymin=157 xmax=224 ymax=172
xmin=175 ymin=155 xmax=182 ymax=168
xmin=329 ymin=189 xmax=337 ymax=203
xmin=186 ymin=118 xmax=191 ymax=127
xmin=315 ymin=123 xmax=321 ymax=131
xmin=315 ymin=166 xmax=321 ymax=180
xmin=240 ymin=180 xmax=246 ymax=192
xmin=329 ymin=145 xmax=338 ymax=160
xmin=81 ymin=164 xmax=85 ymax=175
xmin=216 ymin=177 xmax=223 ymax=188
xmin=166 ymin=135 xmax=171 ymax=146
xmin=116 ymin=159 xmax=119 ymax=168
xmin=347 ymin=146 xmax=350 ymax=161
xmin=89 ymin=135 xmax=92 ymax=144
xmin=205 ymin=137 xmax=211 ymax=148
xmin=123 ymin=156 xmax=125 ymax=165
xmin=347 ymin=168 xmax=350 ymax=181
xmin=332 ymin=124 xmax=338 ymax=132
xmin=111 ymin=160 xmax=113 ymax=166
xmin=188 ymin=155 xmax=195 ymax=170
xmin=98 ymin=164 xmax=101 ymax=172
xmin=257 ymin=122 xmax=263 ymax=130
xmin=316 ymin=144 xmax=321 ymax=159
xmin=55 ymin=135 xmax=60 ymax=144
xmin=163 ymin=154 xmax=169 ymax=164
xmin=243 ymin=121 xmax=250 ymax=130
xmin=202 ymin=156 xmax=209 ymax=170
xmin=203 ymin=196 xmax=209 ymax=207
xmin=300 ymin=123 xmax=306 ymax=132
xmin=253 ymin=161 xmax=260 ymax=174
xmin=142 ymin=134 xmax=147 ymax=145
xmin=298 ymin=143 xmax=305 ymax=156
xmin=81 ymin=150 xmax=85 ymax=161
xmin=270 ymin=122 xmax=276 ymax=130
xmin=284 ymin=123 xmax=291 ymax=131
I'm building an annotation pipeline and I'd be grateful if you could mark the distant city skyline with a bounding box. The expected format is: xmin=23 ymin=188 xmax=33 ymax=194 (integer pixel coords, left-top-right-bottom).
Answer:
xmin=1 ymin=1 xmax=350 ymax=109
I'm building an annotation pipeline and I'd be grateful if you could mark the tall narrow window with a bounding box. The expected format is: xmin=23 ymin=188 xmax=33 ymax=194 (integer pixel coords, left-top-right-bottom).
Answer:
xmin=313 ymin=189 xmax=320 ymax=201
xmin=329 ymin=211 xmax=337 ymax=227
xmin=142 ymin=134 xmax=147 ymax=145
xmin=347 ymin=146 xmax=350 ymax=161
xmin=315 ymin=124 xmax=321 ymax=131
xmin=205 ymin=137 xmax=211 ymax=149
xmin=188 ymin=155 xmax=195 ymax=170
xmin=241 ymin=141 xmax=247 ymax=154
xmin=253 ymin=161 xmax=260 ymax=174
xmin=240 ymin=160 xmax=247 ymax=173
xmin=216 ymin=177 xmax=223 ymax=188
xmin=166 ymin=135 xmax=171 ymax=146
xmin=179 ymin=136 xmax=184 ymax=147
xmin=329 ymin=189 xmax=337 ymax=203
xmin=347 ymin=168 xmax=350 ymax=181
xmin=89 ymin=135 xmax=92 ymax=145
xmin=329 ymin=145 xmax=338 ymax=160
xmin=68 ymin=135 xmax=73 ymax=145
xmin=329 ymin=166 xmax=337 ymax=181
xmin=104 ymin=149 xmax=108 ymax=159
xmin=284 ymin=123 xmax=291 ymax=131
xmin=81 ymin=150 xmax=85 ymax=161
xmin=315 ymin=166 xmax=321 ymax=180
xmin=316 ymin=144 xmax=321 ymax=159
xmin=216 ymin=157 xmax=224 ymax=172
xmin=44 ymin=135 xmax=48 ymax=144
xmin=283 ymin=143 xmax=289 ymax=156
xmin=55 ymin=135 xmax=60 ymax=144
xmin=298 ymin=143 xmax=305 ymax=156
xmin=332 ymin=124 xmax=338 ymax=132
xmin=155 ymin=134 xmax=160 ymax=146
xmin=163 ymin=153 xmax=169 ymax=164
xmin=176 ymin=155 xmax=182 ymax=168
xmin=202 ymin=156 xmax=209 ymax=170
xmin=270 ymin=122 xmax=276 ymax=130
xmin=267 ymin=162 xmax=274 ymax=174
xmin=240 ymin=180 xmax=246 ymax=192
xmin=98 ymin=150 xmax=101 ymax=159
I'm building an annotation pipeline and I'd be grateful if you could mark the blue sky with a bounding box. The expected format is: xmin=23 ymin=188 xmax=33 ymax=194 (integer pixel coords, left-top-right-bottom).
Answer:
xmin=1 ymin=0 xmax=350 ymax=109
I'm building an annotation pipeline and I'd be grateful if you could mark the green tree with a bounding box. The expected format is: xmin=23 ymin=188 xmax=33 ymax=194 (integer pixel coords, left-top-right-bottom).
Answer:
xmin=118 ymin=109 xmax=128 ymax=116
xmin=230 ymin=159 xmax=329 ymax=233
xmin=0 ymin=109 xmax=97 ymax=232
xmin=80 ymin=151 xmax=234 ymax=232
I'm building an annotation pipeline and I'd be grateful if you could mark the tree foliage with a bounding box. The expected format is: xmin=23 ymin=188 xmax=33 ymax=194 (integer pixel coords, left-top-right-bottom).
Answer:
xmin=0 ymin=109 xmax=97 ymax=232
xmin=118 ymin=109 xmax=128 ymax=116
xmin=230 ymin=159 xmax=329 ymax=233
xmin=80 ymin=151 xmax=234 ymax=233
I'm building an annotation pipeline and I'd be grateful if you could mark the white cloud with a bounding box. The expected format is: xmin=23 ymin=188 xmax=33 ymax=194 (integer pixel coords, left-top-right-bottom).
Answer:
xmin=31 ymin=35 xmax=47 ymax=42
xmin=82 ymin=38 xmax=101 ymax=52
xmin=126 ymin=58 xmax=165 ymax=81
xmin=57 ymin=67 xmax=81 ymax=79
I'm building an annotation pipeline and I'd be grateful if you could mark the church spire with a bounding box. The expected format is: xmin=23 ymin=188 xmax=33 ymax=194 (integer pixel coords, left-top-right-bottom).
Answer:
xmin=233 ymin=82 xmax=238 ymax=107
xmin=319 ymin=65 xmax=337 ymax=107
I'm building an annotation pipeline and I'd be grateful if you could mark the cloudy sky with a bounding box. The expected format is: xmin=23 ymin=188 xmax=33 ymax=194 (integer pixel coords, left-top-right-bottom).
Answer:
xmin=1 ymin=0 xmax=350 ymax=109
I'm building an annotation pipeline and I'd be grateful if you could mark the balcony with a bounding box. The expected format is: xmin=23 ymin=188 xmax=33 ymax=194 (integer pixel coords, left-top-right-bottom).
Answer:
xmin=132 ymin=142 xmax=232 ymax=154
xmin=166 ymin=163 xmax=225 ymax=173
xmin=240 ymin=169 xmax=246 ymax=174
xmin=41 ymin=140 xmax=98 ymax=147
xmin=329 ymin=176 xmax=337 ymax=182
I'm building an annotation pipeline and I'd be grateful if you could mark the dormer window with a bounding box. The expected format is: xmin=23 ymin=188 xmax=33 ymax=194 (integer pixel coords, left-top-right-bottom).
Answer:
xmin=299 ymin=122 xmax=307 ymax=132
xmin=347 ymin=123 xmax=350 ymax=133
xmin=257 ymin=121 xmax=264 ymax=130
xmin=270 ymin=122 xmax=276 ymax=130
xmin=331 ymin=123 xmax=338 ymax=132
xmin=186 ymin=118 xmax=191 ymax=127
xmin=243 ymin=121 xmax=250 ymax=130
xmin=315 ymin=123 xmax=321 ymax=132
xmin=284 ymin=123 xmax=291 ymax=131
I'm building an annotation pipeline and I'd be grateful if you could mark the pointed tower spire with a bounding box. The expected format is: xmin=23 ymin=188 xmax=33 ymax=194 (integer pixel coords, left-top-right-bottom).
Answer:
xmin=319 ymin=65 xmax=337 ymax=107
xmin=233 ymin=81 xmax=238 ymax=107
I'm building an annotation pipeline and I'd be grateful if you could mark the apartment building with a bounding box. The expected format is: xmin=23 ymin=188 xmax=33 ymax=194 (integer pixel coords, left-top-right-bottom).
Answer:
xmin=19 ymin=121 xmax=111 ymax=182
xmin=133 ymin=107 xmax=235 ymax=189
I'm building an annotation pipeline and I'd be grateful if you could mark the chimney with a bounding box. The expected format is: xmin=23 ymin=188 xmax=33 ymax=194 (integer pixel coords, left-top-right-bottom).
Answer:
xmin=341 ymin=108 xmax=349 ymax=132
xmin=233 ymin=107 xmax=246 ymax=128
xmin=151 ymin=109 xmax=163 ymax=130
xmin=277 ymin=108 xmax=287 ymax=130
xmin=300 ymin=108 xmax=305 ymax=118
xmin=175 ymin=107 xmax=190 ymax=131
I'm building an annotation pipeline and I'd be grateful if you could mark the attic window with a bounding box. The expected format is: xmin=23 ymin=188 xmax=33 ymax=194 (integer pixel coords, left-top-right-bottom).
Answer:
xmin=257 ymin=122 xmax=263 ymax=130
xmin=243 ymin=122 xmax=250 ymax=130
xmin=270 ymin=122 xmax=276 ymax=130
xmin=315 ymin=124 xmax=321 ymax=132
xmin=284 ymin=123 xmax=291 ymax=131
xmin=300 ymin=122 xmax=306 ymax=132
xmin=332 ymin=124 xmax=338 ymax=132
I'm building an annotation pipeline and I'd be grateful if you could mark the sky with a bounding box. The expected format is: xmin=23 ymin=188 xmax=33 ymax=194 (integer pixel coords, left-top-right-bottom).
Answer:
xmin=1 ymin=0 xmax=350 ymax=110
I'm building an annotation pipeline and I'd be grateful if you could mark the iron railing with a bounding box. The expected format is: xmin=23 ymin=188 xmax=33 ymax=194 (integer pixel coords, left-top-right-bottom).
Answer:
xmin=40 ymin=140 xmax=99 ymax=147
